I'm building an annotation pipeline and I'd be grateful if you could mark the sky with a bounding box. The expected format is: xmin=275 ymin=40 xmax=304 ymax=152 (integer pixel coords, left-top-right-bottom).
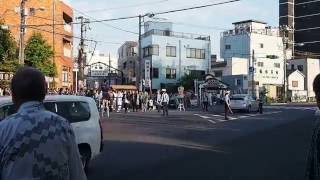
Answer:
xmin=67 ymin=0 xmax=279 ymax=60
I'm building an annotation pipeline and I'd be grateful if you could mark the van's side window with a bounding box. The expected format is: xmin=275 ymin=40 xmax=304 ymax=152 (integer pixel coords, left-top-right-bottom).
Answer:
xmin=44 ymin=102 xmax=90 ymax=123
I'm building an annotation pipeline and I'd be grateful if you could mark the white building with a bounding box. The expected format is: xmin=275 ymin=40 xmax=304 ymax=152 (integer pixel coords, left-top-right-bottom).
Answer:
xmin=86 ymin=51 xmax=118 ymax=70
xmin=287 ymin=58 xmax=320 ymax=101
xmin=141 ymin=21 xmax=211 ymax=90
xmin=220 ymin=20 xmax=285 ymax=98
xmin=287 ymin=70 xmax=307 ymax=102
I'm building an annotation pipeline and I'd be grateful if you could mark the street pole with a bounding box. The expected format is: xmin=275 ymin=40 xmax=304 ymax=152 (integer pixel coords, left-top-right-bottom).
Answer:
xmin=281 ymin=25 xmax=288 ymax=102
xmin=252 ymin=49 xmax=255 ymax=98
xmin=77 ymin=16 xmax=85 ymax=87
xmin=138 ymin=15 xmax=142 ymax=91
xmin=108 ymin=53 xmax=111 ymax=86
xmin=18 ymin=0 xmax=27 ymax=65
xmin=52 ymin=0 xmax=56 ymax=88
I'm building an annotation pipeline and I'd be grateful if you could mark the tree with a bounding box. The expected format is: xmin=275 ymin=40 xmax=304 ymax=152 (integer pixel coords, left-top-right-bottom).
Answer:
xmin=179 ymin=73 xmax=203 ymax=90
xmin=0 ymin=20 xmax=19 ymax=72
xmin=25 ymin=32 xmax=56 ymax=76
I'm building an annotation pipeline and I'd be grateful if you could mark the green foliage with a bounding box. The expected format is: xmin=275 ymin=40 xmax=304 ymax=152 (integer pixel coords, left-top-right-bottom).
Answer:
xmin=0 ymin=20 xmax=19 ymax=72
xmin=25 ymin=32 xmax=56 ymax=76
xmin=179 ymin=73 xmax=203 ymax=90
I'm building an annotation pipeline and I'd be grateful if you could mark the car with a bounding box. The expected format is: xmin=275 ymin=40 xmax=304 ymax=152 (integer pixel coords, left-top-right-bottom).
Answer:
xmin=229 ymin=94 xmax=259 ymax=112
xmin=0 ymin=95 xmax=103 ymax=172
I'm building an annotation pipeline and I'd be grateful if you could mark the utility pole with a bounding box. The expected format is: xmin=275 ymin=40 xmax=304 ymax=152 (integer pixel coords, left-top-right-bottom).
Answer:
xmin=18 ymin=0 xmax=27 ymax=65
xmin=77 ymin=16 xmax=87 ymax=88
xmin=138 ymin=15 xmax=142 ymax=91
xmin=252 ymin=50 xmax=255 ymax=98
xmin=52 ymin=0 xmax=56 ymax=88
xmin=108 ymin=53 xmax=111 ymax=86
xmin=281 ymin=25 xmax=288 ymax=103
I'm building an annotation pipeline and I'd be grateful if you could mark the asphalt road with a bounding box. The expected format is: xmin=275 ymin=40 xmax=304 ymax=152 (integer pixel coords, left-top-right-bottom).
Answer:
xmin=87 ymin=104 xmax=318 ymax=180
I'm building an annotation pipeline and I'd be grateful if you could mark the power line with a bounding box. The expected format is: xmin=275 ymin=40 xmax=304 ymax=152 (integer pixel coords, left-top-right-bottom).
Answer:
xmin=24 ymin=0 xmax=240 ymax=27
xmin=153 ymin=0 xmax=240 ymax=16
xmin=83 ymin=0 xmax=169 ymax=13
xmin=27 ymin=26 xmax=122 ymax=44
xmin=73 ymin=8 xmax=138 ymax=35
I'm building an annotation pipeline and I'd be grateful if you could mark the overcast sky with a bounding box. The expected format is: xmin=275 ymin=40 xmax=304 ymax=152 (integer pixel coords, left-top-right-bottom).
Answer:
xmin=67 ymin=0 xmax=279 ymax=59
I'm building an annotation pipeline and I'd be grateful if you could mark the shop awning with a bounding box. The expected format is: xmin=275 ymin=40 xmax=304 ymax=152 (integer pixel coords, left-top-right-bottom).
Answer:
xmin=111 ymin=85 xmax=137 ymax=91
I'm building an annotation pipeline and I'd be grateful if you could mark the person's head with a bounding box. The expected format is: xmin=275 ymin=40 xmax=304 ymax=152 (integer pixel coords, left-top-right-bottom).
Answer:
xmin=11 ymin=67 xmax=47 ymax=108
xmin=313 ymin=74 xmax=320 ymax=108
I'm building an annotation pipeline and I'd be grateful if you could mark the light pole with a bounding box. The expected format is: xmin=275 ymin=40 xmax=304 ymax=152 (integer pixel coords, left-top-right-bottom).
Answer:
xmin=138 ymin=13 xmax=154 ymax=91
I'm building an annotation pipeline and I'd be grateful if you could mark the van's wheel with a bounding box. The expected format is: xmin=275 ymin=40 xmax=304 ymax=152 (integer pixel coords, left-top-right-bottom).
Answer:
xmin=247 ymin=105 xmax=251 ymax=113
xmin=80 ymin=148 xmax=91 ymax=173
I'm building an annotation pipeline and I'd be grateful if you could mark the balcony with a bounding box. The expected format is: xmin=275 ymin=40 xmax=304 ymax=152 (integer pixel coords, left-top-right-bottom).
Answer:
xmin=142 ymin=29 xmax=210 ymax=41
xmin=222 ymin=28 xmax=280 ymax=37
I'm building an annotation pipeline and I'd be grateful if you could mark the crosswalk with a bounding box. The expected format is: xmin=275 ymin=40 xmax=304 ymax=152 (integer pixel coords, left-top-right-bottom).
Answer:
xmin=194 ymin=111 xmax=282 ymax=124
xmin=264 ymin=106 xmax=317 ymax=111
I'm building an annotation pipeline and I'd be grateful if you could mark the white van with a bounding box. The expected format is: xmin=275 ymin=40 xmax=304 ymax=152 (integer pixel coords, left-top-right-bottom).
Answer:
xmin=0 ymin=95 xmax=104 ymax=172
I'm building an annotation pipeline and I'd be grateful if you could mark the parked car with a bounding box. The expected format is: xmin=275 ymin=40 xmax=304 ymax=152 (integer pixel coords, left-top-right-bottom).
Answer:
xmin=169 ymin=96 xmax=178 ymax=109
xmin=0 ymin=95 xmax=103 ymax=172
xmin=229 ymin=94 xmax=259 ymax=112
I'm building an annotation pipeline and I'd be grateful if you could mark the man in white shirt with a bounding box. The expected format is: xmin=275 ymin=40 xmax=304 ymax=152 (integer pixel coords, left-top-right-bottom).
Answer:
xmin=224 ymin=92 xmax=231 ymax=120
xmin=156 ymin=90 xmax=162 ymax=113
xmin=161 ymin=89 xmax=169 ymax=116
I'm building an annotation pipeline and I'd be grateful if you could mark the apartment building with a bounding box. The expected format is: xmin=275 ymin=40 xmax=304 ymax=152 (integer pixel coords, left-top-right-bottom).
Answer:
xmin=0 ymin=0 xmax=73 ymax=88
xmin=118 ymin=41 xmax=139 ymax=85
xmin=141 ymin=21 xmax=211 ymax=90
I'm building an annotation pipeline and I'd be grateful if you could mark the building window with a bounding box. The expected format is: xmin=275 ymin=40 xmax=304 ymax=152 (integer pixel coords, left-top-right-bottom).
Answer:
xmin=143 ymin=45 xmax=159 ymax=57
xmin=152 ymin=68 xmax=159 ymax=79
xmin=258 ymin=62 xmax=264 ymax=67
xmin=235 ymin=79 xmax=241 ymax=86
xmin=292 ymin=81 xmax=298 ymax=88
xmin=62 ymin=70 xmax=68 ymax=83
xmin=186 ymin=48 xmax=205 ymax=59
xmin=123 ymin=62 xmax=127 ymax=69
xmin=274 ymin=63 xmax=281 ymax=68
xmin=225 ymin=44 xmax=231 ymax=50
xmin=260 ymin=43 xmax=264 ymax=48
xmin=297 ymin=65 xmax=303 ymax=71
xmin=166 ymin=68 xmax=176 ymax=79
xmin=166 ymin=46 xmax=176 ymax=57
xmin=259 ymin=69 xmax=262 ymax=74
xmin=276 ymin=71 xmax=278 ymax=74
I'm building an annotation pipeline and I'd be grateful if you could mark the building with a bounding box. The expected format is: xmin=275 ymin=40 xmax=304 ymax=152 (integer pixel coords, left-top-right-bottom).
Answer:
xmin=84 ymin=51 xmax=119 ymax=89
xmin=287 ymin=70 xmax=307 ymax=102
xmin=287 ymin=58 xmax=320 ymax=101
xmin=211 ymin=57 xmax=249 ymax=94
xmin=279 ymin=0 xmax=320 ymax=55
xmin=141 ymin=21 xmax=211 ymax=90
xmin=220 ymin=20 xmax=285 ymax=98
xmin=0 ymin=0 xmax=74 ymax=88
xmin=118 ymin=41 xmax=139 ymax=85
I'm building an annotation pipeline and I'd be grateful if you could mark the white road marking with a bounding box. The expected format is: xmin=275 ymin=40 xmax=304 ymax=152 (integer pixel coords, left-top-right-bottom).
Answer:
xmin=208 ymin=120 xmax=216 ymax=124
